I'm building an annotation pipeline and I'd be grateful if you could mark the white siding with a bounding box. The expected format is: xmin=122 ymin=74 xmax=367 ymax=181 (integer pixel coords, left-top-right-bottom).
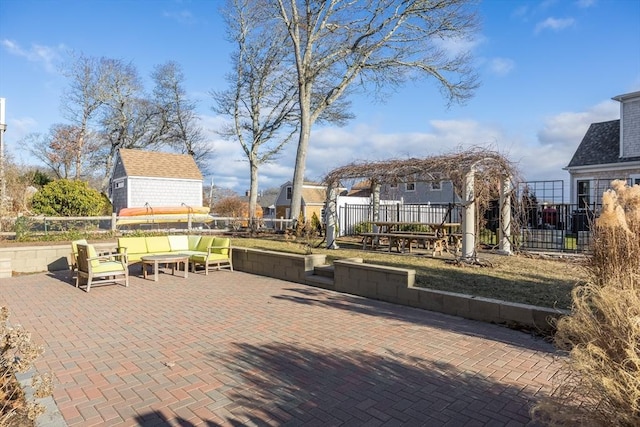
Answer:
xmin=128 ymin=177 xmax=203 ymax=208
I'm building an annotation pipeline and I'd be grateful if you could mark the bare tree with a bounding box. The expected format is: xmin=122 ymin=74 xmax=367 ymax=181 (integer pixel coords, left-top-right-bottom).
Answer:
xmin=24 ymin=124 xmax=98 ymax=180
xmin=213 ymin=0 xmax=300 ymax=227
xmin=152 ymin=61 xmax=212 ymax=172
xmin=270 ymin=0 xmax=480 ymax=219
xmin=60 ymin=53 xmax=105 ymax=179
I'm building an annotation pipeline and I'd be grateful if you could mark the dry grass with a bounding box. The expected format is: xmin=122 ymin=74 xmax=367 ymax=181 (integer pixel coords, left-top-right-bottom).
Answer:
xmin=231 ymin=235 xmax=586 ymax=310
xmin=531 ymin=181 xmax=640 ymax=426
xmin=1 ymin=307 xmax=53 ymax=427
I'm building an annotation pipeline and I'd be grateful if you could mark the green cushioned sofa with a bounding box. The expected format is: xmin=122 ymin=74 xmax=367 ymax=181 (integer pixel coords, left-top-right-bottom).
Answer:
xmin=118 ymin=235 xmax=232 ymax=274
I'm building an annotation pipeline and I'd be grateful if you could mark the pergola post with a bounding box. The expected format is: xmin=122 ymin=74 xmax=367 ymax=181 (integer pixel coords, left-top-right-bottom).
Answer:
xmin=461 ymin=169 xmax=475 ymax=259
xmin=498 ymin=175 xmax=512 ymax=255
xmin=371 ymin=182 xmax=381 ymax=232
xmin=325 ymin=184 xmax=339 ymax=249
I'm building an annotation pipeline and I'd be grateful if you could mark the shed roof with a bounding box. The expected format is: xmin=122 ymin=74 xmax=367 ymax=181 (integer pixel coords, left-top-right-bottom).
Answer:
xmin=118 ymin=149 xmax=203 ymax=180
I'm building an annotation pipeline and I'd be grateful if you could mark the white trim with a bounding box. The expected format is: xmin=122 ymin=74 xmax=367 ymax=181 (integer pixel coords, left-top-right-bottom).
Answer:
xmin=631 ymin=174 xmax=640 ymax=186
xmin=405 ymin=182 xmax=416 ymax=192
xmin=566 ymin=160 xmax=640 ymax=173
xmin=127 ymin=176 xmax=203 ymax=183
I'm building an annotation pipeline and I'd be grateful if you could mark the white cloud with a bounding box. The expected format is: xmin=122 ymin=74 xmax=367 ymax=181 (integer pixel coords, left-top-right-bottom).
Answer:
xmin=537 ymin=100 xmax=618 ymax=146
xmin=1 ymin=39 xmax=63 ymax=73
xmin=488 ymin=57 xmax=515 ymax=76
xmin=162 ymin=10 xmax=195 ymax=25
xmin=535 ymin=17 xmax=576 ymax=34
xmin=576 ymin=0 xmax=596 ymax=8
xmin=197 ymin=97 xmax=622 ymax=193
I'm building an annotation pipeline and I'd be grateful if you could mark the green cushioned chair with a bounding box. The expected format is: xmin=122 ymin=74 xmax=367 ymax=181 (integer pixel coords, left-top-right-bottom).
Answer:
xmin=76 ymin=244 xmax=129 ymax=292
xmin=190 ymin=237 xmax=233 ymax=275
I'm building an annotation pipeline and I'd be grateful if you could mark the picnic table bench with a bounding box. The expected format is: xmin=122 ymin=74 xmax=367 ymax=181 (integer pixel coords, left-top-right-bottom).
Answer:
xmin=360 ymin=232 xmax=455 ymax=256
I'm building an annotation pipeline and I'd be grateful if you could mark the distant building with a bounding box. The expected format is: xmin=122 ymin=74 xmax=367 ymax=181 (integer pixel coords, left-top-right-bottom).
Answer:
xmin=275 ymin=181 xmax=328 ymax=220
xmin=565 ymin=91 xmax=640 ymax=207
xmin=109 ymin=149 xmax=203 ymax=214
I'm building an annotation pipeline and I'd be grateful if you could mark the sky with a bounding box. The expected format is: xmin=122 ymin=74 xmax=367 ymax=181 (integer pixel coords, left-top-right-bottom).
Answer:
xmin=1 ymin=0 xmax=639 ymax=196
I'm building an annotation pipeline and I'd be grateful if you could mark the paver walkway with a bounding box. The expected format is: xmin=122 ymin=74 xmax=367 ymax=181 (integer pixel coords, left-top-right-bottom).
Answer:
xmin=1 ymin=269 xmax=562 ymax=426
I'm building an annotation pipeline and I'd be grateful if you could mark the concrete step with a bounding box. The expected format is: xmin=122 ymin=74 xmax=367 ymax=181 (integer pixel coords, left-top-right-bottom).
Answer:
xmin=305 ymin=273 xmax=335 ymax=290
xmin=313 ymin=265 xmax=334 ymax=279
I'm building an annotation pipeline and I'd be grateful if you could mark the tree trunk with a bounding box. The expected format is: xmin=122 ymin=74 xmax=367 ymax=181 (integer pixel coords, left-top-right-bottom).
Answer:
xmin=288 ymin=92 xmax=312 ymax=220
xmin=249 ymin=158 xmax=259 ymax=232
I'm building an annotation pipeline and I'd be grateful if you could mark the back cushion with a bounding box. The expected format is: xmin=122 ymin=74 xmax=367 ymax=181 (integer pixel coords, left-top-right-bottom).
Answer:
xmin=196 ymin=236 xmax=215 ymax=252
xmin=71 ymin=239 xmax=88 ymax=255
xmin=168 ymin=235 xmax=189 ymax=252
xmin=212 ymin=237 xmax=230 ymax=255
xmin=188 ymin=235 xmax=201 ymax=250
xmin=118 ymin=237 xmax=148 ymax=254
xmin=87 ymin=244 xmax=100 ymax=268
xmin=146 ymin=236 xmax=171 ymax=253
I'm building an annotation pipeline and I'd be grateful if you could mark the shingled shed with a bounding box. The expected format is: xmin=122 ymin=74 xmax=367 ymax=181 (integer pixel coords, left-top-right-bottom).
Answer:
xmin=322 ymin=148 xmax=520 ymax=258
xmin=109 ymin=149 xmax=204 ymax=214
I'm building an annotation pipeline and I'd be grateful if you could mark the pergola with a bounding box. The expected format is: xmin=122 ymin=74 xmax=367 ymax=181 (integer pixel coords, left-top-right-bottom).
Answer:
xmin=322 ymin=148 xmax=520 ymax=259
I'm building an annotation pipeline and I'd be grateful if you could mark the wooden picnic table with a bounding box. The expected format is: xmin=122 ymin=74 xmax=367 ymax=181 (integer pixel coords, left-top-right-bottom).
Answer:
xmin=360 ymin=231 xmax=454 ymax=256
xmin=372 ymin=221 xmax=461 ymax=236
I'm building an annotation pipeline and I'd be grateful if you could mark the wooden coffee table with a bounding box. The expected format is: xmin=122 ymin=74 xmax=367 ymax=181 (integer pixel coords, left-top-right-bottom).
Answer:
xmin=141 ymin=254 xmax=189 ymax=282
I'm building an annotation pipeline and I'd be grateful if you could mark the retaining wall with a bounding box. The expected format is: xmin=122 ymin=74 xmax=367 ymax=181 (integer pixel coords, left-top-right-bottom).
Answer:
xmin=0 ymin=244 xmax=567 ymax=334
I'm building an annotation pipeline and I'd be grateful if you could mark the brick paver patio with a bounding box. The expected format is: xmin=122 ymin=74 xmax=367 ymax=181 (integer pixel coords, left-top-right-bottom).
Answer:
xmin=1 ymin=269 xmax=562 ymax=426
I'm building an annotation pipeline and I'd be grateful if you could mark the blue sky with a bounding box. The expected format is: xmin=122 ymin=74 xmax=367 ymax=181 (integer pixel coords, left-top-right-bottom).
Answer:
xmin=1 ymin=0 xmax=639 ymax=194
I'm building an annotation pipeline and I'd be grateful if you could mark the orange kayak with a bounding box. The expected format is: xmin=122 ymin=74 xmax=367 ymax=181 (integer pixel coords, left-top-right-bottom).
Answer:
xmin=118 ymin=206 xmax=210 ymax=216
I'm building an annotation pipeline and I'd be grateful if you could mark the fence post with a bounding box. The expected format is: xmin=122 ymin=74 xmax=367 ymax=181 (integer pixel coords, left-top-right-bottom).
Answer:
xmin=111 ymin=213 xmax=117 ymax=232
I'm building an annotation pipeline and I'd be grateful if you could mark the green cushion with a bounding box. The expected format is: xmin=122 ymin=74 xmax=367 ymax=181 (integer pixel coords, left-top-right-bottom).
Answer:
xmin=212 ymin=237 xmax=230 ymax=255
xmin=190 ymin=253 xmax=229 ymax=263
xmin=118 ymin=237 xmax=148 ymax=254
xmin=87 ymin=244 xmax=100 ymax=268
xmin=145 ymin=236 xmax=171 ymax=253
xmin=188 ymin=235 xmax=201 ymax=250
xmin=196 ymin=236 xmax=215 ymax=252
xmin=92 ymin=261 xmax=125 ymax=274
xmin=168 ymin=235 xmax=189 ymax=252
xmin=71 ymin=239 xmax=88 ymax=255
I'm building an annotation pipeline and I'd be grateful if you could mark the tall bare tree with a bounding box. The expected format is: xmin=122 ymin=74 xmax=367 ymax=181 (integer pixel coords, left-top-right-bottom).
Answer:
xmin=212 ymin=0 xmax=300 ymax=225
xmin=270 ymin=0 xmax=480 ymax=219
xmin=60 ymin=53 xmax=105 ymax=179
xmin=152 ymin=61 xmax=211 ymax=172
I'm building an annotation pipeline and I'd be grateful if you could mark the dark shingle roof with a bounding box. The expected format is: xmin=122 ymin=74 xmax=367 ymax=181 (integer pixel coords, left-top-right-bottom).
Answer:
xmin=567 ymin=120 xmax=622 ymax=167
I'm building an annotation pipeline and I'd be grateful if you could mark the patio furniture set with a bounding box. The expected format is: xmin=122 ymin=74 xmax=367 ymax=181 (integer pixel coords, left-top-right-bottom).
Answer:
xmin=71 ymin=235 xmax=233 ymax=292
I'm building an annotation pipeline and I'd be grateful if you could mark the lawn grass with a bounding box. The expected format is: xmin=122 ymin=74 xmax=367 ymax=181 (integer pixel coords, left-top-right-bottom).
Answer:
xmin=230 ymin=235 xmax=587 ymax=310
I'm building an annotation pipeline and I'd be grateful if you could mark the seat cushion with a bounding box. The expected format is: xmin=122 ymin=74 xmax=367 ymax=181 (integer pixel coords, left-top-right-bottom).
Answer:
xmin=190 ymin=253 xmax=229 ymax=263
xmin=92 ymin=261 xmax=125 ymax=274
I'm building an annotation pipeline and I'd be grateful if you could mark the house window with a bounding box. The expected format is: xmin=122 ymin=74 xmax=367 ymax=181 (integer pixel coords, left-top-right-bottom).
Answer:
xmin=630 ymin=174 xmax=640 ymax=186
xmin=389 ymin=183 xmax=398 ymax=189
xmin=430 ymin=177 xmax=441 ymax=191
xmin=577 ymin=180 xmax=590 ymax=209
xmin=406 ymin=182 xmax=416 ymax=192
xmin=286 ymin=186 xmax=292 ymax=200
xmin=113 ymin=181 xmax=124 ymax=189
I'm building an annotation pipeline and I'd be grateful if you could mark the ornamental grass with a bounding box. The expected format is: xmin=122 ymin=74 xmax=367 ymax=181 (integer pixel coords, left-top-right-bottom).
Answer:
xmin=532 ymin=180 xmax=640 ymax=426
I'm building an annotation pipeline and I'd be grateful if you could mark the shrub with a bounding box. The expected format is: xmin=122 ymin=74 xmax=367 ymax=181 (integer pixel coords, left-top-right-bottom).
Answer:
xmin=30 ymin=179 xmax=109 ymax=216
xmin=353 ymin=221 xmax=372 ymax=234
xmin=532 ymin=180 xmax=640 ymax=426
